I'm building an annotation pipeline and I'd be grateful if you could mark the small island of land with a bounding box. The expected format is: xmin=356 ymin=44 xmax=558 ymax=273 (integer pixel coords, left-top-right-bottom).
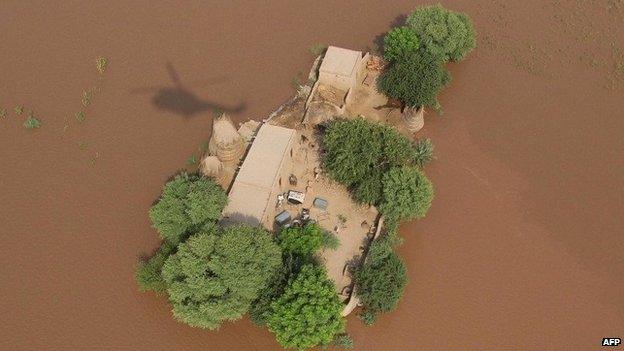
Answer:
xmin=136 ymin=4 xmax=475 ymax=350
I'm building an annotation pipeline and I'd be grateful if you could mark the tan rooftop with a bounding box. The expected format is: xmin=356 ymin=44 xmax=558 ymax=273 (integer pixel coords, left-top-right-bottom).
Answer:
xmin=319 ymin=46 xmax=362 ymax=77
xmin=221 ymin=123 xmax=296 ymax=227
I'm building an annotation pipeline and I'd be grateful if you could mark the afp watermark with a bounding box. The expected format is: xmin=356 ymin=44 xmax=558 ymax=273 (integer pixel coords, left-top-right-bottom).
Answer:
xmin=602 ymin=338 xmax=621 ymax=347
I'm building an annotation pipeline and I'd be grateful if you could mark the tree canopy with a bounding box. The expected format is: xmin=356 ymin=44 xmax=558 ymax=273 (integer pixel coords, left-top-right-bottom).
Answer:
xmin=135 ymin=241 xmax=176 ymax=293
xmin=149 ymin=173 xmax=228 ymax=245
xmin=378 ymin=50 xmax=450 ymax=109
xmin=406 ymin=4 xmax=476 ymax=62
xmin=267 ymin=264 xmax=345 ymax=350
xmin=383 ymin=26 xmax=420 ymax=63
xmin=277 ymin=223 xmax=325 ymax=256
xmin=380 ymin=166 xmax=434 ymax=221
xmin=355 ymin=250 xmax=407 ymax=315
xmin=323 ymin=118 xmax=418 ymax=205
xmin=161 ymin=225 xmax=282 ymax=329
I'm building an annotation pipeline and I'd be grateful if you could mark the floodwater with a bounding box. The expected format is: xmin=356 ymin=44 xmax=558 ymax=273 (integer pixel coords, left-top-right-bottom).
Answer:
xmin=1 ymin=1 xmax=622 ymax=350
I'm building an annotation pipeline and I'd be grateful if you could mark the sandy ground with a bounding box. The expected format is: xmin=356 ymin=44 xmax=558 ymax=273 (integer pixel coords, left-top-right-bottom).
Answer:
xmin=1 ymin=1 xmax=623 ymax=350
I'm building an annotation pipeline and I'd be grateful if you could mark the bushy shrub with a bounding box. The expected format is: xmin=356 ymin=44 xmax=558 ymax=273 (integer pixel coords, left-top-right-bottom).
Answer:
xmin=267 ymin=264 xmax=345 ymax=350
xmin=406 ymin=4 xmax=476 ymax=62
xmin=383 ymin=26 xmax=420 ymax=63
xmin=355 ymin=251 xmax=407 ymax=315
xmin=161 ymin=225 xmax=282 ymax=329
xmin=149 ymin=173 xmax=227 ymax=245
xmin=332 ymin=333 xmax=355 ymax=349
xmin=277 ymin=223 xmax=325 ymax=256
xmin=359 ymin=309 xmax=377 ymax=326
xmin=378 ymin=50 xmax=450 ymax=110
xmin=380 ymin=166 xmax=434 ymax=221
xmin=23 ymin=116 xmax=42 ymax=129
xmin=321 ymin=230 xmax=340 ymax=250
xmin=413 ymin=138 xmax=435 ymax=167
xmin=135 ymin=241 xmax=176 ymax=293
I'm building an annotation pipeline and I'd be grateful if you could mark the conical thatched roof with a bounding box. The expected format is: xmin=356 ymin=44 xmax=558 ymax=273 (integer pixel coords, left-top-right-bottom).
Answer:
xmin=208 ymin=113 xmax=245 ymax=163
xmin=210 ymin=114 xmax=241 ymax=147
xmin=199 ymin=155 xmax=223 ymax=178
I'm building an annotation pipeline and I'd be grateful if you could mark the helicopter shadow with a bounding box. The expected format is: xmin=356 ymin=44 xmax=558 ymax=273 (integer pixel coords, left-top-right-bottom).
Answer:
xmin=131 ymin=62 xmax=247 ymax=117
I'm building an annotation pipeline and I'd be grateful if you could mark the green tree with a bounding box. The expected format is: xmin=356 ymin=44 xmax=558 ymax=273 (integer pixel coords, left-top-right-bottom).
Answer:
xmin=277 ymin=223 xmax=325 ymax=256
xmin=365 ymin=234 xmax=394 ymax=266
xmin=323 ymin=118 xmax=419 ymax=205
xmin=383 ymin=26 xmax=420 ymax=63
xmin=149 ymin=173 xmax=227 ymax=245
xmin=380 ymin=166 xmax=434 ymax=220
xmin=161 ymin=225 xmax=282 ymax=329
xmin=250 ymin=252 xmax=312 ymax=326
xmin=406 ymin=4 xmax=476 ymax=62
xmin=355 ymin=251 xmax=407 ymax=316
xmin=323 ymin=118 xmax=383 ymax=188
xmin=135 ymin=241 xmax=176 ymax=293
xmin=378 ymin=50 xmax=450 ymax=110
xmin=267 ymin=264 xmax=345 ymax=350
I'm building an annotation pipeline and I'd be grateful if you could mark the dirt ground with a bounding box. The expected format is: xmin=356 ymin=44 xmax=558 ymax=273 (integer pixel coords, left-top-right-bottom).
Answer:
xmin=1 ymin=1 xmax=623 ymax=351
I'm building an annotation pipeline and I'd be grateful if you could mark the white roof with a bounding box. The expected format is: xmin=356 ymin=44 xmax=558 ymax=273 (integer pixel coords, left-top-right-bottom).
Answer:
xmin=222 ymin=123 xmax=295 ymax=226
xmin=319 ymin=46 xmax=362 ymax=77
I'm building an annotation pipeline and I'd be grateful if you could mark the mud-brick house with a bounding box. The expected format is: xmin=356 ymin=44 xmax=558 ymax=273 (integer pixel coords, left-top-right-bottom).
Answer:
xmin=318 ymin=46 xmax=367 ymax=91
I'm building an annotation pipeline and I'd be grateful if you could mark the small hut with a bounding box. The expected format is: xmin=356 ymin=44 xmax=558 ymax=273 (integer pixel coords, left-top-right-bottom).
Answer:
xmin=208 ymin=113 xmax=245 ymax=163
xmin=199 ymin=155 xmax=224 ymax=180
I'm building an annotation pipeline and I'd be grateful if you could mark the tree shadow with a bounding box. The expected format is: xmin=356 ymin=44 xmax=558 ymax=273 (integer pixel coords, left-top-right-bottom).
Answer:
xmin=132 ymin=62 xmax=246 ymax=117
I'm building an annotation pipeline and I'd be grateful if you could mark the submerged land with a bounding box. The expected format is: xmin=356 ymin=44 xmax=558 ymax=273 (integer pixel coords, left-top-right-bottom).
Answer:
xmin=1 ymin=1 xmax=623 ymax=350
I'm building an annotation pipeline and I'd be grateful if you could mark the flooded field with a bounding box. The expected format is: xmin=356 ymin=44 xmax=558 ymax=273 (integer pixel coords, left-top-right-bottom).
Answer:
xmin=1 ymin=1 xmax=622 ymax=350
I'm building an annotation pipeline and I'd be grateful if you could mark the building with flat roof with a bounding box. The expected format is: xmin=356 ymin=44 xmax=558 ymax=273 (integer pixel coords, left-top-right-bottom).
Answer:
xmin=221 ymin=123 xmax=296 ymax=227
xmin=318 ymin=46 xmax=364 ymax=92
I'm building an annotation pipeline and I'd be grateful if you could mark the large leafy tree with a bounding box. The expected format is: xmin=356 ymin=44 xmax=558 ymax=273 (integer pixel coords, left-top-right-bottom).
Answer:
xmin=323 ymin=118 xmax=418 ymax=205
xmin=266 ymin=264 xmax=345 ymax=350
xmin=383 ymin=26 xmax=420 ymax=63
xmin=135 ymin=241 xmax=177 ymax=293
xmin=149 ymin=173 xmax=227 ymax=245
xmin=355 ymin=250 xmax=407 ymax=316
xmin=378 ymin=50 xmax=450 ymax=110
xmin=250 ymin=252 xmax=313 ymax=326
xmin=277 ymin=223 xmax=325 ymax=256
xmin=380 ymin=166 xmax=434 ymax=220
xmin=406 ymin=4 xmax=476 ymax=62
xmin=251 ymin=224 xmax=331 ymax=327
xmin=161 ymin=225 xmax=282 ymax=329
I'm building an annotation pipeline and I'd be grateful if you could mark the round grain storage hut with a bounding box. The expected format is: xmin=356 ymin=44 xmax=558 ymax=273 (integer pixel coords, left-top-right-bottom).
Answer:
xmin=208 ymin=113 xmax=245 ymax=163
xmin=403 ymin=106 xmax=424 ymax=133
xmin=199 ymin=155 xmax=224 ymax=181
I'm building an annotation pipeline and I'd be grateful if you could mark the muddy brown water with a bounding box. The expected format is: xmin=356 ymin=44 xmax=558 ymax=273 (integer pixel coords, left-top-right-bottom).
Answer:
xmin=1 ymin=1 xmax=622 ymax=350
